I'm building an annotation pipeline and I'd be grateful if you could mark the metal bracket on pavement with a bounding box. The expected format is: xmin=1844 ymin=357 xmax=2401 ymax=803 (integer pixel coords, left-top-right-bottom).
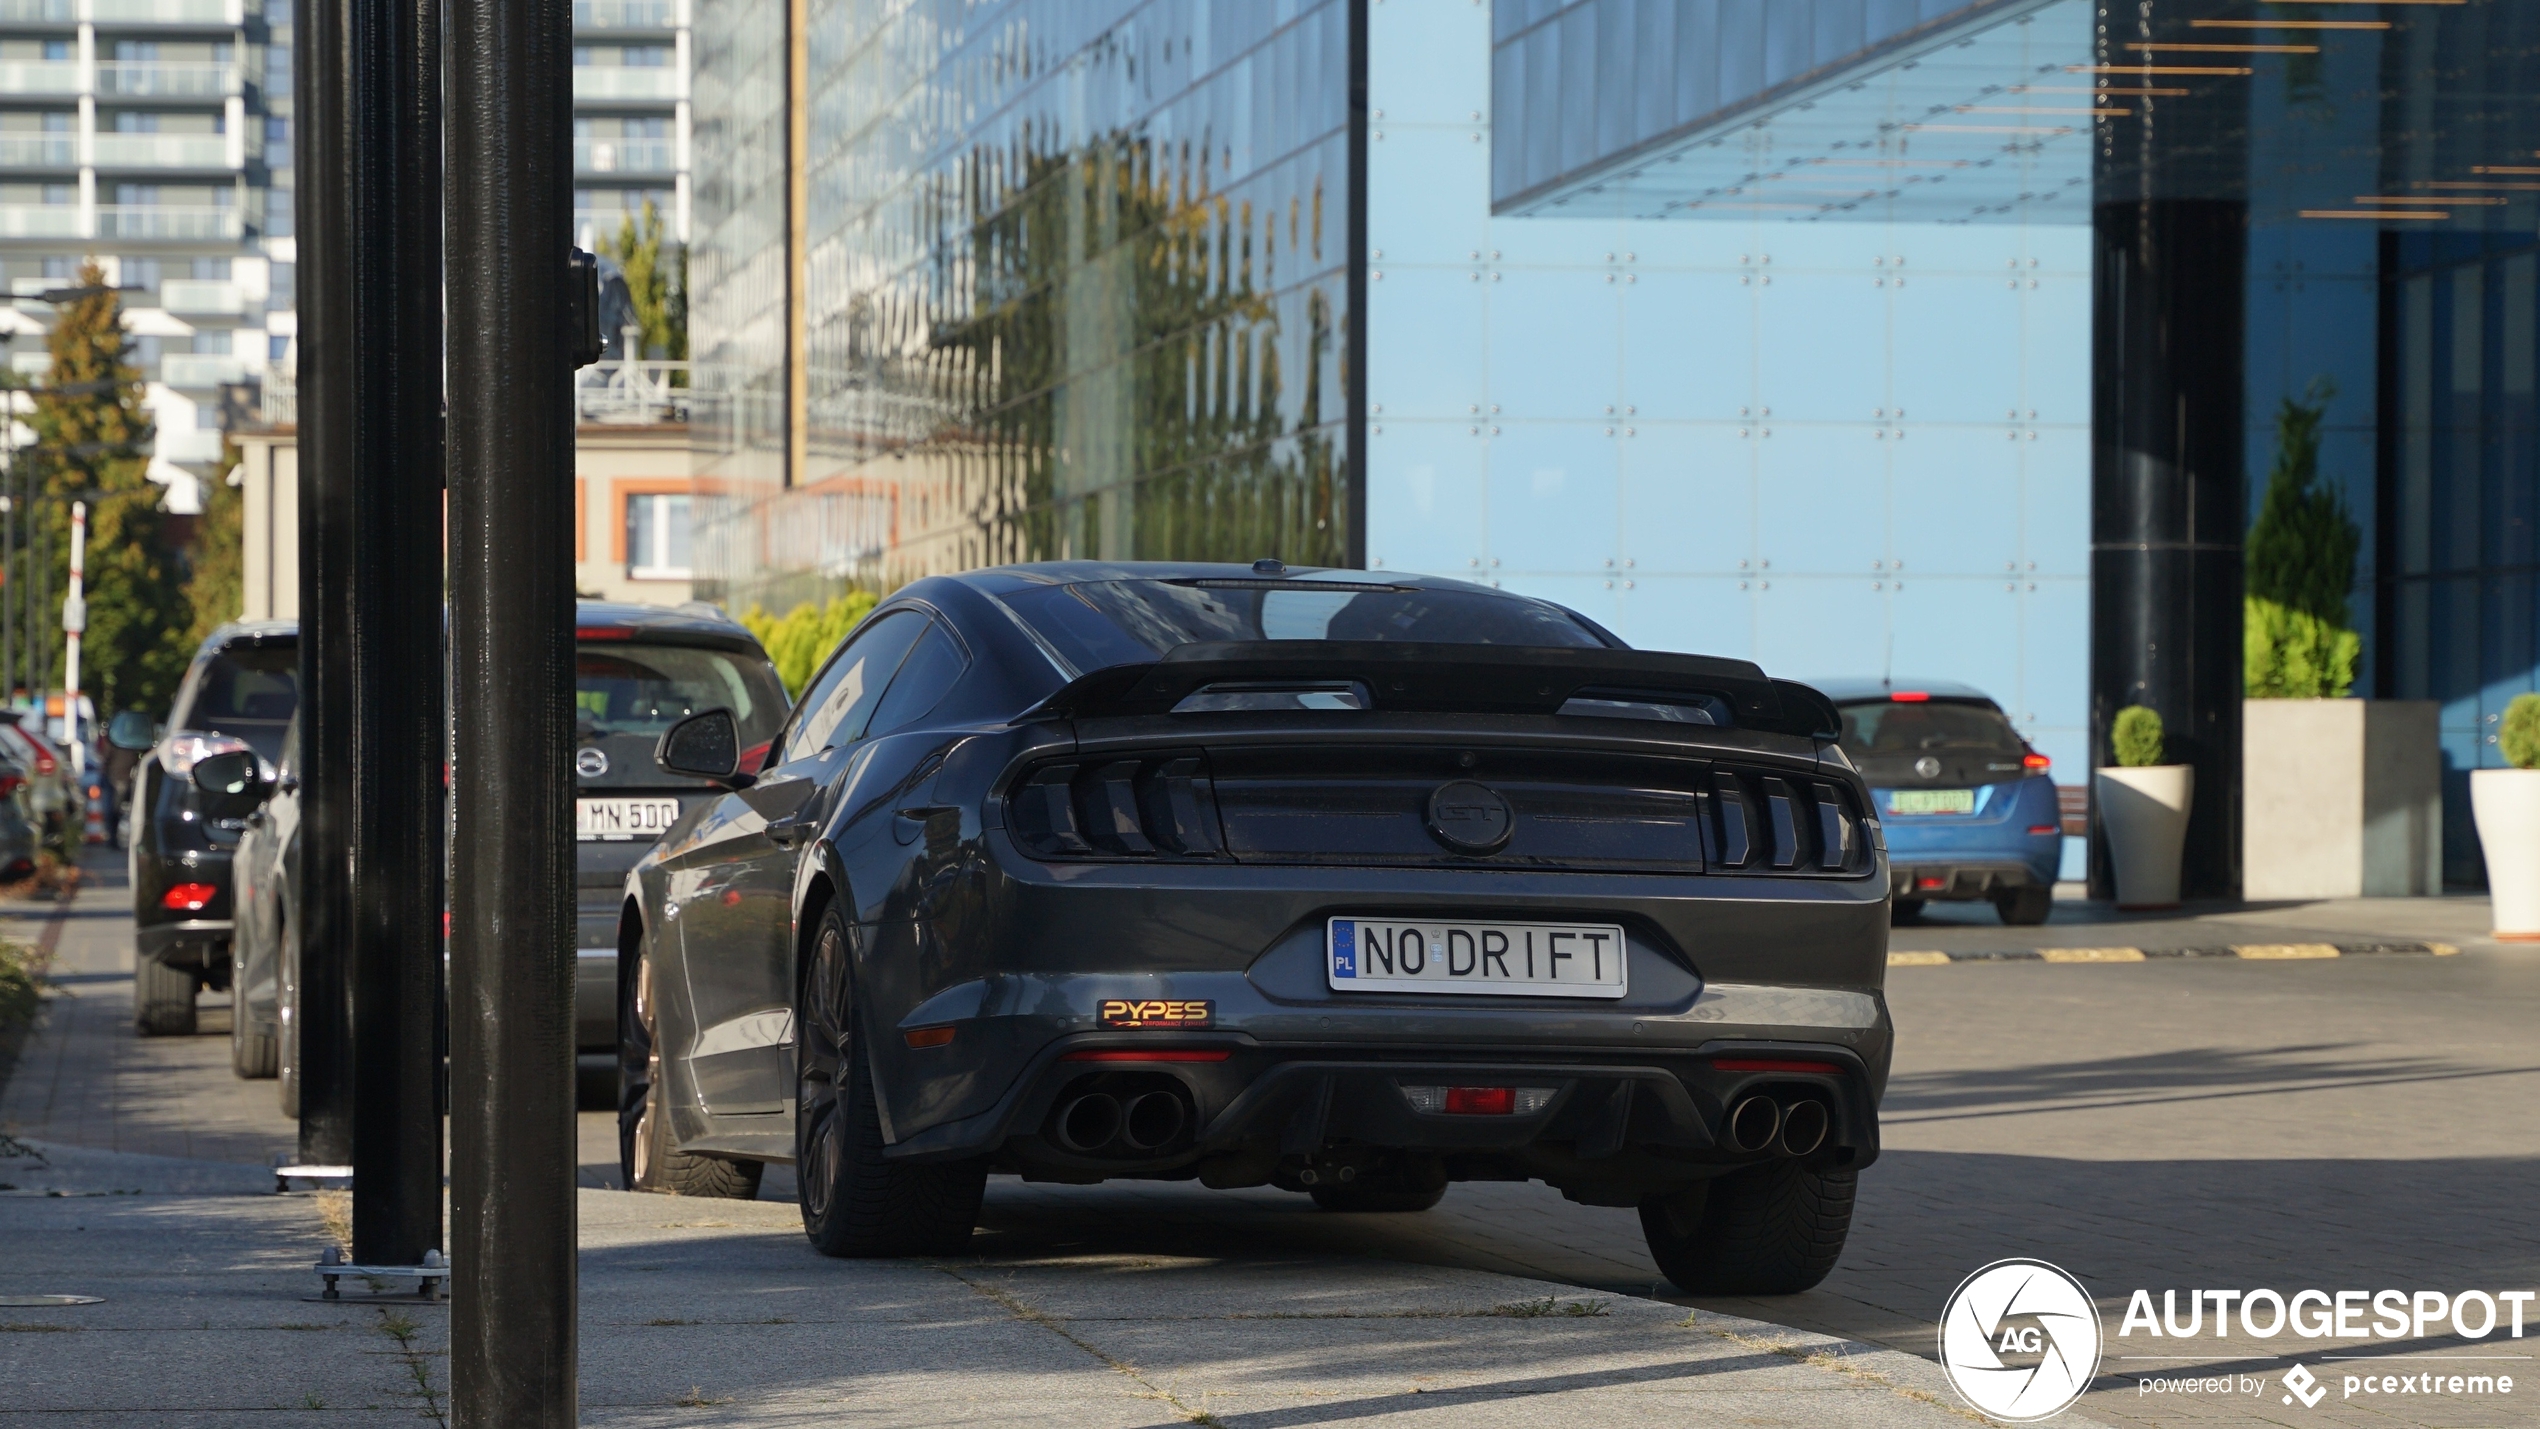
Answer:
xmin=308 ymin=1246 xmax=451 ymax=1304
xmin=274 ymin=1161 xmax=354 ymax=1194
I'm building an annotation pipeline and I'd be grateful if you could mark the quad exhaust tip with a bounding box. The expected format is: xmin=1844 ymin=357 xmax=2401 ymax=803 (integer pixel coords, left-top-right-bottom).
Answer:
xmin=1120 ymin=1091 xmax=1187 ymax=1152
xmin=1054 ymin=1093 xmax=1122 ymax=1153
xmin=1775 ymin=1098 xmax=1829 ymax=1158
xmin=1724 ymin=1095 xmax=1780 ymax=1155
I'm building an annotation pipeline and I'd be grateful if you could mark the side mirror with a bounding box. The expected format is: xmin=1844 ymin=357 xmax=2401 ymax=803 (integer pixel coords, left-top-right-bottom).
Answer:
xmin=656 ymin=708 xmax=752 ymax=788
xmin=107 ymin=711 xmax=157 ymax=752
xmin=191 ymin=750 xmax=274 ymax=821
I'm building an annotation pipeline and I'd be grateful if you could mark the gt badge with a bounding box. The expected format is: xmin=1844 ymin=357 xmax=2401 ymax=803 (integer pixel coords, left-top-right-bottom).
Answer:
xmin=1099 ymin=999 xmax=1213 ymax=1029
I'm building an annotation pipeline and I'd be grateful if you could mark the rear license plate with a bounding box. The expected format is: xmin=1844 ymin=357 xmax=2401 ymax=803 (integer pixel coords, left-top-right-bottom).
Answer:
xmin=577 ymin=797 xmax=682 ymax=842
xmin=1327 ymin=917 xmax=1628 ymax=999
xmin=1889 ymin=789 xmax=1975 ymax=816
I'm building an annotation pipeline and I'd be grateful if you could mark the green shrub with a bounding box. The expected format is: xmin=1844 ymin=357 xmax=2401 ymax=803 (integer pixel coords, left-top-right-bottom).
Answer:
xmin=2244 ymin=380 xmax=2362 ymax=699
xmin=0 ymin=939 xmax=38 ymax=1031
xmin=2502 ymin=694 xmax=2540 ymax=771
xmin=738 ymin=591 xmax=881 ymax=697
xmin=2112 ymin=706 xmax=2165 ymax=767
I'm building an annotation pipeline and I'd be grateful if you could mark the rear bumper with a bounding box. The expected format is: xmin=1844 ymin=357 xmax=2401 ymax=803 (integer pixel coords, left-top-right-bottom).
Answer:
xmin=135 ymin=919 xmax=232 ymax=976
xmin=577 ymin=948 xmax=616 ymax=1052
xmin=1888 ymin=860 xmax=2049 ymax=900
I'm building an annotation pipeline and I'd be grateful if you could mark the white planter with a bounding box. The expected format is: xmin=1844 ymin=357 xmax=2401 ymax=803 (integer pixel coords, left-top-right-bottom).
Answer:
xmin=2241 ymin=699 xmax=2441 ymax=899
xmin=2096 ymin=765 xmax=2195 ymax=909
xmin=2471 ymin=768 xmax=2540 ymax=940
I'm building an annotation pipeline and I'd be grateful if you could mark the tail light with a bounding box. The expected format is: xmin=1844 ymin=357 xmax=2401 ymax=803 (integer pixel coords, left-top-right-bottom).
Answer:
xmin=2023 ymin=751 xmax=2051 ymax=772
xmin=1889 ymin=691 xmax=1930 ymax=703
xmin=1708 ymin=767 xmax=1864 ymax=876
xmin=1011 ymin=755 xmax=1225 ymax=860
xmin=0 ymin=774 xmax=23 ymax=799
xmin=161 ymin=882 xmax=218 ymax=912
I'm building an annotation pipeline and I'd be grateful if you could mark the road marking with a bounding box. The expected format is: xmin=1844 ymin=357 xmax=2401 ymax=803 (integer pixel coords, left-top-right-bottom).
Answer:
xmin=1886 ymin=951 xmax=1952 ymax=966
xmin=2232 ymin=943 xmax=2341 ymax=959
xmin=2040 ymin=947 xmax=2145 ymax=963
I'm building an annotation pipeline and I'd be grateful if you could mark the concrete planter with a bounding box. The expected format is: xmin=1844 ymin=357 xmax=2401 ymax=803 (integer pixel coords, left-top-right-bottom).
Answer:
xmin=2471 ymin=768 xmax=2540 ymax=940
xmin=2096 ymin=765 xmax=2194 ymax=909
xmin=2241 ymin=699 xmax=2441 ymax=900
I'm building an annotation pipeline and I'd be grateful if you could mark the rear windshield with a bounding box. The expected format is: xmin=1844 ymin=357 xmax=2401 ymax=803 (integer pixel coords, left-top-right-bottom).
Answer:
xmin=1837 ymin=700 xmax=2026 ymax=761
xmin=180 ymin=644 xmax=299 ymax=761
xmin=576 ymin=642 xmax=787 ymax=750
xmin=998 ymin=579 xmax=1604 ymax=673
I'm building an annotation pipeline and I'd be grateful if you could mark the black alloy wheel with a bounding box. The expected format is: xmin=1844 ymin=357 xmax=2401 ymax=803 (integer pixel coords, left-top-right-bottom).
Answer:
xmin=619 ymin=930 xmax=762 ymax=1199
xmin=795 ymin=898 xmax=984 ymax=1257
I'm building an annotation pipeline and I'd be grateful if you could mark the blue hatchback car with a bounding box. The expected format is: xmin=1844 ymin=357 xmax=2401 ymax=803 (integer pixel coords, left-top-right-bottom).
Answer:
xmin=1820 ymin=681 xmax=2061 ymax=925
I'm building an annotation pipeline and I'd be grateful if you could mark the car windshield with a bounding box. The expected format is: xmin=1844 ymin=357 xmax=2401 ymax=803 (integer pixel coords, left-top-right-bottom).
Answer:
xmin=997 ymin=578 xmax=1605 ymax=673
xmin=576 ymin=642 xmax=786 ymax=749
xmin=1837 ymin=700 xmax=2027 ymax=761
xmin=182 ymin=644 xmax=299 ymax=762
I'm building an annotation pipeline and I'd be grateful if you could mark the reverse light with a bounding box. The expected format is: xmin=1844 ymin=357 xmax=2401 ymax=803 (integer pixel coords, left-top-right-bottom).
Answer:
xmin=1399 ymin=1085 xmax=1556 ymax=1116
xmin=158 ymin=731 xmax=250 ymax=777
xmin=161 ymin=882 xmax=218 ymax=912
xmin=1889 ymin=691 xmax=1930 ymax=703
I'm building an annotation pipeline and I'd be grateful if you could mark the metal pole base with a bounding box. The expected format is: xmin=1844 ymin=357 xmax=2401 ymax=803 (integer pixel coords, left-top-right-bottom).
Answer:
xmin=307 ymin=1245 xmax=452 ymax=1304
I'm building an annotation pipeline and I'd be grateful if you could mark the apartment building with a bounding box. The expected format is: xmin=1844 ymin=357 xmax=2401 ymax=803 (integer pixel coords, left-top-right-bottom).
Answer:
xmin=572 ymin=0 xmax=689 ymax=253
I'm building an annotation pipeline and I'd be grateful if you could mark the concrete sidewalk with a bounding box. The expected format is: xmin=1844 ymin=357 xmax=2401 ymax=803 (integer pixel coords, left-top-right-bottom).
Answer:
xmin=0 ymin=1170 xmax=2005 ymax=1428
xmin=1890 ymin=885 xmax=2509 ymax=959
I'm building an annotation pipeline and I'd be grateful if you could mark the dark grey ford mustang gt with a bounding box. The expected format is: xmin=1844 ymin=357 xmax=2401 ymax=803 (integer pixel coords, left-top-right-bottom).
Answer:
xmin=619 ymin=560 xmax=1891 ymax=1294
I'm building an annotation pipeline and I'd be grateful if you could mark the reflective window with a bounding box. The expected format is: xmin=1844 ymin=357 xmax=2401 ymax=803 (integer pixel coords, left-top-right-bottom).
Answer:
xmin=779 ymin=610 xmax=925 ymax=763
xmin=999 ymin=579 xmax=1603 ymax=671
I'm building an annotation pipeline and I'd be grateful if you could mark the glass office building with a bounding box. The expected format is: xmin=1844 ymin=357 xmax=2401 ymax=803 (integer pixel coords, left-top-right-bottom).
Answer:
xmin=691 ymin=0 xmax=2540 ymax=888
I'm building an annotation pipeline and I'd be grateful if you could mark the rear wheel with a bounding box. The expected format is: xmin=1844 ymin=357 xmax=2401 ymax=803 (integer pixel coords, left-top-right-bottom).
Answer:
xmin=796 ymin=899 xmax=983 ymax=1256
xmin=135 ymin=954 xmax=197 ymax=1036
xmin=1992 ymin=885 xmax=2052 ymax=926
xmin=1639 ymin=1162 xmax=1856 ymax=1296
xmin=620 ymin=935 xmax=762 ymax=1199
xmin=231 ymin=989 xmax=277 ymax=1078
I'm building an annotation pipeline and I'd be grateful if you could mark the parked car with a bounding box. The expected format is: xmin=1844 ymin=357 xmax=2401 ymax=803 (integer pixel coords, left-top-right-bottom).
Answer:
xmin=125 ymin=621 xmax=299 ymax=1035
xmin=220 ymin=715 xmax=300 ymax=1090
xmin=1819 ymin=680 xmax=2060 ymax=925
xmin=620 ymin=562 xmax=1887 ymax=1296
xmin=209 ymin=603 xmax=787 ymax=1108
xmin=0 ymin=712 xmax=73 ymax=841
xmin=0 ymin=754 xmax=41 ymax=882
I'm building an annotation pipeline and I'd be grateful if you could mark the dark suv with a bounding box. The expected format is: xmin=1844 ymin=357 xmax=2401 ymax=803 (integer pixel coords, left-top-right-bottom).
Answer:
xmin=128 ymin=621 xmax=298 ymax=1035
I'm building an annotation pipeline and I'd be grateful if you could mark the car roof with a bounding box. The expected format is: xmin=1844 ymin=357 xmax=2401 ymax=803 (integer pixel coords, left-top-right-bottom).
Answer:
xmin=575 ymin=599 xmax=758 ymax=641
xmin=1813 ymin=678 xmax=1998 ymax=705
xmin=198 ymin=619 xmax=296 ymax=658
xmin=949 ymin=560 xmax=1496 ymax=594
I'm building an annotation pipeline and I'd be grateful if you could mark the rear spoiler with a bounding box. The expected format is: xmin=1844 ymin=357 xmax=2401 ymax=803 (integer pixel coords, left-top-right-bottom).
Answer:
xmin=1027 ymin=642 xmax=1842 ymax=740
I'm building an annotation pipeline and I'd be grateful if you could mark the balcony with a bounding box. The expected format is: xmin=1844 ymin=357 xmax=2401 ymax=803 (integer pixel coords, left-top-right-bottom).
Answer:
xmin=95 ymin=204 xmax=240 ymax=239
xmin=156 ymin=426 xmax=223 ymax=462
xmin=571 ymin=67 xmax=680 ymax=101
xmin=0 ymin=0 xmax=74 ymax=20
xmin=92 ymin=133 xmax=233 ymax=169
xmin=0 ymin=62 xmax=81 ymax=96
xmin=572 ymin=0 xmax=673 ymax=28
xmin=576 ymin=359 xmax=688 ymax=424
xmin=87 ymin=0 xmax=244 ymax=24
xmin=259 ymin=359 xmax=292 ymax=424
xmin=94 ymin=61 xmax=242 ymax=98
xmin=159 ymin=352 xmax=245 ymax=387
xmin=0 ymin=135 xmax=77 ymax=167
xmin=0 ymin=205 xmax=82 ymax=238
xmin=160 ymin=278 xmax=243 ymax=315
xmin=574 ymin=137 xmax=673 ymax=174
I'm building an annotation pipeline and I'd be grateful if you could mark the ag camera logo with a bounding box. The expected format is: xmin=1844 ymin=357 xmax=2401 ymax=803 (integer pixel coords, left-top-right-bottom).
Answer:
xmin=1940 ymin=1259 xmax=2103 ymax=1421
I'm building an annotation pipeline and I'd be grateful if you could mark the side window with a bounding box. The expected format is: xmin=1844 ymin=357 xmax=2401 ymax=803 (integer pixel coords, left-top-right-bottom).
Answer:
xmin=868 ymin=623 xmax=968 ymax=738
xmin=777 ymin=610 xmax=925 ymax=765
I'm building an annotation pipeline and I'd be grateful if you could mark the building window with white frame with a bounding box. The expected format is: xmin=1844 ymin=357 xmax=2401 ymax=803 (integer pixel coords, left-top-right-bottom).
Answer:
xmin=625 ymin=492 xmax=691 ymax=580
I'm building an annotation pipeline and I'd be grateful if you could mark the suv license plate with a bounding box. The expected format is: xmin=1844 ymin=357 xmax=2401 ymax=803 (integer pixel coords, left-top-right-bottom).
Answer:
xmin=577 ymin=797 xmax=681 ymax=841
xmin=1889 ymin=789 xmax=1976 ymax=816
xmin=1327 ymin=917 xmax=1628 ymax=999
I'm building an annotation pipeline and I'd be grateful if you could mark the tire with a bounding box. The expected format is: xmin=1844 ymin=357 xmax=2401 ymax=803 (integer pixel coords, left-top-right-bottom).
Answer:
xmin=796 ymin=899 xmax=984 ymax=1257
xmin=620 ymin=933 xmax=762 ymax=1199
xmin=135 ymin=954 xmax=197 ymax=1036
xmin=1639 ymin=1162 xmax=1856 ymax=1296
xmin=1309 ymin=1184 xmax=1446 ymax=1214
xmin=1992 ymin=885 xmax=2052 ymax=926
xmin=232 ymin=994 xmax=277 ymax=1078
xmin=1888 ymin=898 xmax=1925 ymax=924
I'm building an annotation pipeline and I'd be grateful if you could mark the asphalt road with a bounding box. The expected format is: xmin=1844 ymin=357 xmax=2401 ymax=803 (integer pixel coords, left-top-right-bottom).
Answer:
xmin=8 ymin=856 xmax=2535 ymax=1427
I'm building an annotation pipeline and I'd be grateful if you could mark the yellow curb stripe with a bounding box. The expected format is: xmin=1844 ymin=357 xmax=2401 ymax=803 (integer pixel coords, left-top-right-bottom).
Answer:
xmin=2430 ymin=943 xmax=2459 ymax=956
xmin=1887 ymin=951 xmax=1953 ymax=967
xmin=2232 ymin=943 xmax=2341 ymax=960
xmin=2040 ymin=947 xmax=2146 ymax=963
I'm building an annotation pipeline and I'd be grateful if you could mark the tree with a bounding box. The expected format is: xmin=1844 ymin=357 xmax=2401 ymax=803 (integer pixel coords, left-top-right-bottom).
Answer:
xmin=739 ymin=591 xmax=878 ymax=696
xmin=605 ymin=200 xmax=686 ymax=361
xmin=2244 ymin=380 xmax=2361 ymax=699
xmin=182 ymin=440 xmax=244 ymax=647
xmin=28 ymin=260 xmax=192 ymax=719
